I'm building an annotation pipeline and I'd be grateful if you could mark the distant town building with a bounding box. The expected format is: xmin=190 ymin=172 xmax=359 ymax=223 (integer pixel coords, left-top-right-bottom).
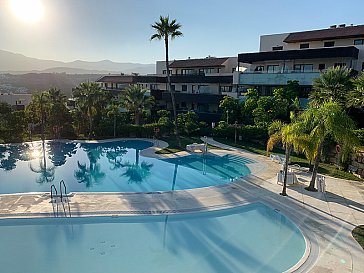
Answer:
xmin=97 ymin=57 xmax=248 ymax=122
xmin=236 ymin=24 xmax=364 ymax=98
xmin=0 ymin=92 xmax=32 ymax=110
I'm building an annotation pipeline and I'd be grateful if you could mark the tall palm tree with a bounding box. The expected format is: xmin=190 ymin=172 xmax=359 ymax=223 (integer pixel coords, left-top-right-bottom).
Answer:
xmin=26 ymin=91 xmax=49 ymax=141
xmin=121 ymin=85 xmax=154 ymax=125
xmin=107 ymin=100 xmax=121 ymax=138
xmin=267 ymin=121 xmax=302 ymax=196
xmin=347 ymin=73 xmax=364 ymax=108
xmin=73 ymin=82 xmax=106 ymax=138
xmin=310 ymin=66 xmax=352 ymax=108
xmin=47 ymin=88 xmax=68 ymax=139
xmin=151 ymin=16 xmax=183 ymax=147
xmin=300 ymin=102 xmax=358 ymax=191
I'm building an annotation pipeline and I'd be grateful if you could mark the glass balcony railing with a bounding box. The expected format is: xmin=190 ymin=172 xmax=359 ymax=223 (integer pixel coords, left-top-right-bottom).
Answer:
xmin=239 ymin=71 xmax=320 ymax=85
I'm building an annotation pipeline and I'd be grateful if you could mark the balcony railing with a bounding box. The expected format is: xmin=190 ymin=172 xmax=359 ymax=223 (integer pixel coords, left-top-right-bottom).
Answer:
xmin=239 ymin=71 xmax=320 ymax=86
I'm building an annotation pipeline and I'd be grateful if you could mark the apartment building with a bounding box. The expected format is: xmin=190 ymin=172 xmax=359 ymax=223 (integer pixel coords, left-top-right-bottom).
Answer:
xmin=236 ymin=24 xmax=364 ymax=97
xmin=0 ymin=92 xmax=32 ymax=110
xmin=97 ymin=57 xmax=242 ymax=122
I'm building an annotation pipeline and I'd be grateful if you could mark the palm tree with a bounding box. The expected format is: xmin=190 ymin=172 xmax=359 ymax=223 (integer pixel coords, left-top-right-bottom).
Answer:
xmin=267 ymin=121 xmax=302 ymax=196
xmin=300 ymin=102 xmax=358 ymax=191
xmin=73 ymin=82 xmax=106 ymax=138
xmin=310 ymin=66 xmax=352 ymax=108
xmin=347 ymin=73 xmax=364 ymax=108
xmin=121 ymin=85 xmax=154 ymax=125
xmin=151 ymin=16 xmax=183 ymax=147
xmin=47 ymin=88 xmax=68 ymax=139
xmin=107 ymin=100 xmax=121 ymax=138
xmin=26 ymin=91 xmax=49 ymax=141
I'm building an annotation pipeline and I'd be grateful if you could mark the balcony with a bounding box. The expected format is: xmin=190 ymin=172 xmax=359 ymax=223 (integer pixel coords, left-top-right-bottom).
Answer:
xmin=239 ymin=71 xmax=320 ymax=86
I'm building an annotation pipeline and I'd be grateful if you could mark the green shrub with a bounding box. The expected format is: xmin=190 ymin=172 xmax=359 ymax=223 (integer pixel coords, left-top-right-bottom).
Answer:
xmin=354 ymin=129 xmax=364 ymax=145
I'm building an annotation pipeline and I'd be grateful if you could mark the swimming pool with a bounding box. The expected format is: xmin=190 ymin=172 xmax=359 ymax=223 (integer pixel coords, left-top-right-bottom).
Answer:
xmin=0 ymin=203 xmax=306 ymax=273
xmin=0 ymin=140 xmax=254 ymax=194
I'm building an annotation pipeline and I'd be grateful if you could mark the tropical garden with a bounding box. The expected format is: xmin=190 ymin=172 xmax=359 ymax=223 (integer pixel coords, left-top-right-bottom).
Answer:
xmin=0 ymin=16 xmax=363 ymax=187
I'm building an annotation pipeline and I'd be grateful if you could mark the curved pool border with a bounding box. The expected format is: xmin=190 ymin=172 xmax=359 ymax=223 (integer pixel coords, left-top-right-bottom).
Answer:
xmin=0 ymin=138 xmax=319 ymax=272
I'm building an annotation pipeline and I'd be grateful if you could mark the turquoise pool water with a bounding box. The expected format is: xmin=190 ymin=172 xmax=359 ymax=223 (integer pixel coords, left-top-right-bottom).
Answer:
xmin=0 ymin=140 xmax=253 ymax=194
xmin=0 ymin=203 xmax=306 ymax=273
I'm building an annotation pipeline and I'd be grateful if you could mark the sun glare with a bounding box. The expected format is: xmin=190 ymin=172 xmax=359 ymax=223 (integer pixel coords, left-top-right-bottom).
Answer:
xmin=9 ymin=0 xmax=45 ymax=23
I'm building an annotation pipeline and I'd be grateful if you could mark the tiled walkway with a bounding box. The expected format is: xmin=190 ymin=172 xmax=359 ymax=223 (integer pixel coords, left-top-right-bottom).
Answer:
xmin=0 ymin=138 xmax=363 ymax=272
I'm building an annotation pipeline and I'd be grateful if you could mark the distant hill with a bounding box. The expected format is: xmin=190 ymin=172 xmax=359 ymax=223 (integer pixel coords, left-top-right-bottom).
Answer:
xmin=0 ymin=73 xmax=103 ymax=96
xmin=0 ymin=49 xmax=155 ymax=74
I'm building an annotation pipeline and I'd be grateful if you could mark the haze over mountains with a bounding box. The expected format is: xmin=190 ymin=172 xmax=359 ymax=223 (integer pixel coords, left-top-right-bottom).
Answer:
xmin=0 ymin=49 xmax=155 ymax=96
xmin=0 ymin=49 xmax=155 ymax=74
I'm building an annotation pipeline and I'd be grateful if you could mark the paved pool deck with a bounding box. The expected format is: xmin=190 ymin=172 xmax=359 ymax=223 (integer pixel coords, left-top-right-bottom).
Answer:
xmin=0 ymin=137 xmax=363 ymax=273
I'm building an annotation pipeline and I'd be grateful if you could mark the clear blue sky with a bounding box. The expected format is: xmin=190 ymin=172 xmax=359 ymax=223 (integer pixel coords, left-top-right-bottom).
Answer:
xmin=1 ymin=0 xmax=363 ymax=64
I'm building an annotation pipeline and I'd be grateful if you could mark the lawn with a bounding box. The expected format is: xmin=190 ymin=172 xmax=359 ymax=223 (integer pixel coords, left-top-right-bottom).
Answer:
xmin=215 ymin=138 xmax=363 ymax=182
xmin=352 ymin=226 xmax=364 ymax=250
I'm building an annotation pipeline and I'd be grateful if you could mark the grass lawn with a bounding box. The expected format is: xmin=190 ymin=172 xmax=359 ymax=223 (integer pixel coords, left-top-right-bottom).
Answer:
xmin=352 ymin=226 xmax=364 ymax=250
xmin=215 ymin=137 xmax=363 ymax=182
xmin=156 ymin=136 xmax=220 ymax=154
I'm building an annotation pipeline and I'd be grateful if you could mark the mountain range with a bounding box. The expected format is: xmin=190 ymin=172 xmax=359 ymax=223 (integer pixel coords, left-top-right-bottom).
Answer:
xmin=0 ymin=49 xmax=155 ymax=74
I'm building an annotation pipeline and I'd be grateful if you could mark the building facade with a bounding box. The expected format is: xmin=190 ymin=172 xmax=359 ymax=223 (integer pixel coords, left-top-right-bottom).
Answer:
xmin=0 ymin=93 xmax=32 ymax=110
xmin=236 ymin=24 xmax=364 ymax=97
xmin=97 ymin=57 xmax=243 ymax=122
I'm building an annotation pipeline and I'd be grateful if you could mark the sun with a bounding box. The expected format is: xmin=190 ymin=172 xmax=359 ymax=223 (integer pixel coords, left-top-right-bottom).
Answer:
xmin=9 ymin=0 xmax=45 ymax=23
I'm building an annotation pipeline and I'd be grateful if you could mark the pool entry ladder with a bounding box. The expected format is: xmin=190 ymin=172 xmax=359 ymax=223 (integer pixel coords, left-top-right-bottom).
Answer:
xmin=50 ymin=180 xmax=72 ymax=217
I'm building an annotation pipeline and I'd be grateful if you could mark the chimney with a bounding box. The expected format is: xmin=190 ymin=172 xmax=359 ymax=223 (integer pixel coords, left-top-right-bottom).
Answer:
xmin=338 ymin=24 xmax=346 ymax=28
xmin=330 ymin=25 xmax=337 ymax=29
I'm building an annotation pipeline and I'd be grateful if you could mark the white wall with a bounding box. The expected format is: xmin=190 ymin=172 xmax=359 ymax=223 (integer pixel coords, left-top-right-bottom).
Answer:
xmin=259 ymin=33 xmax=289 ymax=52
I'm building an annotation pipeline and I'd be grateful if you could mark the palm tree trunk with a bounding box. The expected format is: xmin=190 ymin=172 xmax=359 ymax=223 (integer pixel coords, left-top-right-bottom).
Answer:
xmin=135 ymin=111 xmax=141 ymax=125
xmin=113 ymin=115 xmax=116 ymax=138
xmin=165 ymin=38 xmax=181 ymax=147
xmin=281 ymin=144 xmax=292 ymax=196
xmin=307 ymin=139 xmax=324 ymax=191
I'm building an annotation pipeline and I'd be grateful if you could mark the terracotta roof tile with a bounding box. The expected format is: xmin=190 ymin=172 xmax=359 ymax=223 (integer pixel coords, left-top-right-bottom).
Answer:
xmin=284 ymin=25 xmax=364 ymax=43
xmin=169 ymin=57 xmax=229 ymax=68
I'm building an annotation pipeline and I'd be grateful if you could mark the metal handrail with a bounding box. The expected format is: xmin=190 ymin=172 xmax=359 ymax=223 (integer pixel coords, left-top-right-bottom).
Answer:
xmin=50 ymin=185 xmax=58 ymax=217
xmin=59 ymin=180 xmax=71 ymax=217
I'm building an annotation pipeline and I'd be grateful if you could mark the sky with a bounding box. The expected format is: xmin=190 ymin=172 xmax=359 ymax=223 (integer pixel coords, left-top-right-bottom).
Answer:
xmin=1 ymin=0 xmax=364 ymax=64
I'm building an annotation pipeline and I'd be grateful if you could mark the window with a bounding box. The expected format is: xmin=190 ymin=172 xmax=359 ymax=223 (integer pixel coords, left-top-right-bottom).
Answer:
xmin=181 ymin=69 xmax=196 ymax=75
xmin=181 ymin=102 xmax=187 ymax=108
xmin=300 ymin=43 xmax=309 ymax=49
xmin=318 ymin=64 xmax=326 ymax=70
xmin=334 ymin=63 xmax=346 ymax=68
xmin=293 ymin=64 xmax=313 ymax=72
xmin=324 ymin=41 xmax=335 ymax=47
xmin=272 ymin=46 xmax=283 ymax=51
xmin=220 ymin=86 xmax=232 ymax=92
xmin=267 ymin=65 xmax=279 ymax=73
xmin=192 ymin=85 xmax=196 ymax=93
xmin=182 ymin=85 xmax=187 ymax=92
xmin=362 ymin=62 xmax=364 ymax=71
xmin=171 ymin=85 xmax=175 ymax=91
xmin=254 ymin=66 xmax=264 ymax=72
xmin=150 ymin=84 xmax=158 ymax=90
xmin=162 ymin=70 xmax=172 ymax=75
xmin=354 ymin=39 xmax=364 ymax=45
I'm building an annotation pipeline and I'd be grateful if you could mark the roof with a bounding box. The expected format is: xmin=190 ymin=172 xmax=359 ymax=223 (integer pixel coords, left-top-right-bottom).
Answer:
xmin=284 ymin=25 xmax=364 ymax=43
xmin=238 ymin=46 xmax=359 ymax=64
xmin=169 ymin=57 xmax=229 ymax=68
xmin=96 ymin=75 xmax=135 ymax=84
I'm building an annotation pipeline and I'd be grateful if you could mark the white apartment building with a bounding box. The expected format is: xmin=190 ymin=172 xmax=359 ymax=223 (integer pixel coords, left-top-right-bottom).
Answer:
xmin=236 ymin=24 xmax=364 ymax=97
xmin=0 ymin=93 xmax=32 ymax=110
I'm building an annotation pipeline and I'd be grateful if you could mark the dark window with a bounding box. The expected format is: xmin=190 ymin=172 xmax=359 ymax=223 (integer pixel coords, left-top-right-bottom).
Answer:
xmin=334 ymin=63 xmax=346 ymax=68
xmin=361 ymin=62 xmax=364 ymax=71
xmin=220 ymin=86 xmax=232 ymax=92
xmin=267 ymin=65 xmax=279 ymax=73
xmin=182 ymin=85 xmax=187 ymax=92
xmin=171 ymin=85 xmax=175 ymax=91
xmin=181 ymin=102 xmax=187 ymax=108
xmin=300 ymin=43 xmax=309 ymax=49
xmin=272 ymin=46 xmax=283 ymax=51
xmin=163 ymin=70 xmax=172 ymax=75
xmin=324 ymin=41 xmax=335 ymax=47
xmin=254 ymin=66 xmax=264 ymax=72
xmin=354 ymin=39 xmax=364 ymax=45
xmin=318 ymin=64 xmax=326 ymax=70
xmin=293 ymin=64 xmax=313 ymax=72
